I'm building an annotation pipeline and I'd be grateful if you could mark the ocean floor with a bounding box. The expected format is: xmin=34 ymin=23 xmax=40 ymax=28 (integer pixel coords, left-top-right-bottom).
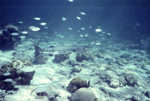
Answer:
xmin=1 ymin=37 xmax=150 ymax=101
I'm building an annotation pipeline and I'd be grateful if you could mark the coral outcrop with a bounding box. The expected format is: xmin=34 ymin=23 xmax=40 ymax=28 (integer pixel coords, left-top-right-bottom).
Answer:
xmin=71 ymin=87 xmax=97 ymax=101
xmin=0 ymin=60 xmax=34 ymax=90
xmin=0 ymin=24 xmax=20 ymax=50
xmin=76 ymin=52 xmax=95 ymax=62
xmin=67 ymin=77 xmax=90 ymax=93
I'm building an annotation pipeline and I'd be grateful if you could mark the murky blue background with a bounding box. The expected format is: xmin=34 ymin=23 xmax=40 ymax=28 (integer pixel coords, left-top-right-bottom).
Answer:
xmin=0 ymin=0 xmax=150 ymax=42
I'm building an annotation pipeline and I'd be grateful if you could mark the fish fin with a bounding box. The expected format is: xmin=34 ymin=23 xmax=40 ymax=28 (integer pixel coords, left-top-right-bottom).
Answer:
xmin=30 ymin=88 xmax=37 ymax=95
xmin=87 ymin=81 xmax=90 ymax=88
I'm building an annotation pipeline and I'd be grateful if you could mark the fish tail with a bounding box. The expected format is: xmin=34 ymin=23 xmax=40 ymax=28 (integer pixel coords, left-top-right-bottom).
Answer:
xmin=34 ymin=45 xmax=41 ymax=56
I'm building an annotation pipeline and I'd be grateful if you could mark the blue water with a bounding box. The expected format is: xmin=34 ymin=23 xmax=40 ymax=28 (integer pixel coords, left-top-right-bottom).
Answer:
xmin=0 ymin=0 xmax=150 ymax=50
xmin=0 ymin=0 xmax=150 ymax=38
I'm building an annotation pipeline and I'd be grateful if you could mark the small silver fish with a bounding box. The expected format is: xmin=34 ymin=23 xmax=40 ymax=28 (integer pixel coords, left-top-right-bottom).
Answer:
xmin=34 ymin=45 xmax=88 ymax=56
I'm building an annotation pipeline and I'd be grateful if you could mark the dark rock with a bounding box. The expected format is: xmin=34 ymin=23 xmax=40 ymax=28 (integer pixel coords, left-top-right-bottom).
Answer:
xmin=0 ymin=24 xmax=20 ymax=50
xmin=18 ymin=66 xmax=35 ymax=85
xmin=120 ymin=54 xmax=131 ymax=59
xmin=2 ymin=72 xmax=11 ymax=80
xmin=68 ymin=60 xmax=79 ymax=67
xmin=99 ymin=73 xmax=111 ymax=83
xmin=5 ymin=24 xmax=18 ymax=33
xmin=76 ymin=52 xmax=95 ymax=62
xmin=133 ymin=56 xmax=143 ymax=62
xmin=67 ymin=77 xmax=89 ymax=93
xmin=53 ymin=54 xmax=69 ymax=63
xmin=145 ymin=91 xmax=150 ymax=98
xmin=118 ymin=76 xmax=127 ymax=87
xmin=125 ymin=74 xmax=138 ymax=86
xmin=131 ymin=95 xmax=141 ymax=101
xmin=105 ymin=58 xmax=115 ymax=65
xmin=0 ymin=31 xmax=15 ymax=50
xmin=4 ymin=79 xmax=14 ymax=90
xmin=0 ymin=81 xmax=4 ymax=89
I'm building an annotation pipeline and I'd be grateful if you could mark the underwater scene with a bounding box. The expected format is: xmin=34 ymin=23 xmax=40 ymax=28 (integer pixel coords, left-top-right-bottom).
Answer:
xmin=0 ymin=0 xmax=150 ymax=101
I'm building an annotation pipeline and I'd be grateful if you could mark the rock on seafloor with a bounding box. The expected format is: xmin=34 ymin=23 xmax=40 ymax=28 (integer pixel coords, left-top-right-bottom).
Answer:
xmin=71 ymin=88 xmax=97 ymax=101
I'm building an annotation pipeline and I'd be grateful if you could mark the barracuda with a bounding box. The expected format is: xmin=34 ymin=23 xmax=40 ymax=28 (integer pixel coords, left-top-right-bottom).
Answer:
xmin=34 ymin=45 xmax=89 ymax=56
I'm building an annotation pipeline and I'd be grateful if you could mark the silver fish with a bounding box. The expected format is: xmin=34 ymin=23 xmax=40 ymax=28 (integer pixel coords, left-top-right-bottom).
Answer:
xmin=34 ymin=45 xmax=88 ymax=56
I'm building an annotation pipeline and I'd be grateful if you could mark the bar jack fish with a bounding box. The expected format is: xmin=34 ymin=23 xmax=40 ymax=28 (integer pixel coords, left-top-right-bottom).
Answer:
xmin=34 ymin=45 xmax=89 ymax=56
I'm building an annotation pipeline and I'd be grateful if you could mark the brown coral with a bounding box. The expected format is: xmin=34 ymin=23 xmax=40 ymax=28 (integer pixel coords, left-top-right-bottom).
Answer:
xmin=67 ymin=77 xmax=90 ymax=93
